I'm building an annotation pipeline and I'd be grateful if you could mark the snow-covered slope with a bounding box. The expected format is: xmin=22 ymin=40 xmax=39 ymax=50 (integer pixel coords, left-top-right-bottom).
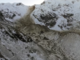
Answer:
xmin=1 ymin=0 xmax=80 ymax=32
xmin=32 ymin=0 xmax=80 ymax=32
xmin=0 ymin=10 xmax=47 ymax=60
xmin=0 ymin=3 xmax=48 ymax=60
xmin=1 ymin=0 xmax=80 ymax=60
xmin=0 ymin=3 xmax=29 ymax=22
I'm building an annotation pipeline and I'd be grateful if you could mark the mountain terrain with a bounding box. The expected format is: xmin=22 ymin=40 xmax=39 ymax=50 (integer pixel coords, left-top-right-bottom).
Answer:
xmin=0 ymin=0 xmax=80 ymax=60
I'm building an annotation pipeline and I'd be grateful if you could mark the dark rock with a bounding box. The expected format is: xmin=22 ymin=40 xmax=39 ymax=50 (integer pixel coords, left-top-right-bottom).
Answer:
xmin=16 ymin=3 xmax=23 ymax=6
xmin=27 ymin=54 xmax=30 ymax=57
xmin=62 ymin=13 xmax=73 ymax=18
xmin=38 ymin=12 xmax=58 ymax=27
xmin=0 ymin=11 xmax=5 ymax=20
xmin=40 ymin=31 xmax=44 ymax=34
xmin=27 ymin=36 xmax=33 ymax=42
xmin=43 ymin=37 xmax=49 ymax=40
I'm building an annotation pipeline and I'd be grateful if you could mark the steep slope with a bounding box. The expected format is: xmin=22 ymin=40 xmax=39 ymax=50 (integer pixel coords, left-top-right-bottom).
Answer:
xmin=0 ymin=12 xmax=48 ymax=60
xmin=1 ymin=0 xmax=80 ymax=60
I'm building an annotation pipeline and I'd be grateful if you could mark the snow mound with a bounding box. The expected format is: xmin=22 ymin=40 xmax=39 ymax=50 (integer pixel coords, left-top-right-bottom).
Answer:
xmin=32 ymin=0 xmax=80 ymax=32
xmin=0 ymin=3 xmax=29 ymax=22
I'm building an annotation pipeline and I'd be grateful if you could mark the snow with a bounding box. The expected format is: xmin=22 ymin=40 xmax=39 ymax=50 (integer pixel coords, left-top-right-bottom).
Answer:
xmin=0 ymin=0 xmax=80 ymax=32
xmin=60 ymin=33 xmax=80 ymax=60
xmin=1 ymin=1 xmax=80 ymax=60
xmin=32 ymin=0 xmax=80 ymax=31
xmin=0 ymin=3 xmax=29 ymax=22
xmin=0 ymin=26 xmax=47 ymax=60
